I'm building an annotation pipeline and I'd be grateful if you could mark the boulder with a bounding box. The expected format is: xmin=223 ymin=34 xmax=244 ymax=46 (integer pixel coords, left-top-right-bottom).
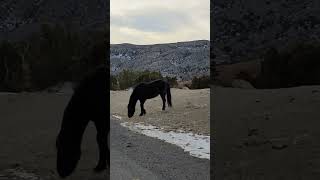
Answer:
xmin=231 ymin=79 xmax=255 ymax=89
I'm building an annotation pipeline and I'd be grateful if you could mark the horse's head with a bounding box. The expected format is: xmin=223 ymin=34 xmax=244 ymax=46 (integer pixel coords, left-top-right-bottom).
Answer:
xmin=127 ymin=104 xmax=135 ymax=118
xmin=56 ymin=133 xmax=81 ymax=178
xmin=128 ymin=91 xmax=138 ymax=118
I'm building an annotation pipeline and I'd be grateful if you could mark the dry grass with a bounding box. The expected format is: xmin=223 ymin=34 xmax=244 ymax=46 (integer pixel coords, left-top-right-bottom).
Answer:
xmin=110 ymin=88 xmax=210 ymax=135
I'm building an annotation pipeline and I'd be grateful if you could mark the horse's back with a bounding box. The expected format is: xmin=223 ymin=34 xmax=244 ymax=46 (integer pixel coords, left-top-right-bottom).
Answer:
xmin=148 ymin=79 xmax=167 ymax=85
xmin=132 ymin=79 xmax=170 ymax=100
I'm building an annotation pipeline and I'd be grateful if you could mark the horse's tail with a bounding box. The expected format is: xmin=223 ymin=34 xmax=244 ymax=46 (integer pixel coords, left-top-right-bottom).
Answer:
xmin=166 ymin=84 xmax=172 ymax=107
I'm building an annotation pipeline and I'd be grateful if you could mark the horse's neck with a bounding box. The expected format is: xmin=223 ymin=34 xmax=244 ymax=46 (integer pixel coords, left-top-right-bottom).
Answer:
xmin=61 ymin=108 xmax=89 ymax=143
xmin=129 ymin=93 xmax=139 ymax=106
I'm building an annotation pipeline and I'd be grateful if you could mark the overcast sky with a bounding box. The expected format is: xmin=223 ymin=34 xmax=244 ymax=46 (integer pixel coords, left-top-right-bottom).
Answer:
xmin=111 ymin=0 xmax=210 ymax=45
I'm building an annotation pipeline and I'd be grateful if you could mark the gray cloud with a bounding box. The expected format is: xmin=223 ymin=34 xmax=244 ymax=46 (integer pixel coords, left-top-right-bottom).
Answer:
xmin=111 ymin=0 xmax=209 ymax=44
xmin=111 ymin=8 xmax=191 ymax=33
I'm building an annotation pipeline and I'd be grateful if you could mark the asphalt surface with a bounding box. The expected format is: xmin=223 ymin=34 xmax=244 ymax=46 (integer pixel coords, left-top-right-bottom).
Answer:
xmin=0 ymin=91 xmax=209 ymax=180
xmin=110 ymin=117 xmax=210 ymax=180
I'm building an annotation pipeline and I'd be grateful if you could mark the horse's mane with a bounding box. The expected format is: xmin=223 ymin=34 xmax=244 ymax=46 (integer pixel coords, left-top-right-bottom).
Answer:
xmin=130 ymin=83 xmax=139 ymax=90
xmin=131 ymin=79 xmax=166 ymax=90
xmin=61 ymin=65 xmax=107 ymax=123
xmin=72 ymin=65 xmax=107 ymax=94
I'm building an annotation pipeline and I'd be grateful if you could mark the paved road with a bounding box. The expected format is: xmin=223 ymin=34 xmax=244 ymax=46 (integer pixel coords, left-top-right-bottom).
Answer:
xmin=110 ymin=117 xmax=210 ymax=180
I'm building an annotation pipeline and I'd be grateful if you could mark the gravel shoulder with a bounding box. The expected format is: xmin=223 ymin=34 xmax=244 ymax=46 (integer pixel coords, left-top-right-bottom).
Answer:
xmin=110 ymin=117 xmax=210 ymax=180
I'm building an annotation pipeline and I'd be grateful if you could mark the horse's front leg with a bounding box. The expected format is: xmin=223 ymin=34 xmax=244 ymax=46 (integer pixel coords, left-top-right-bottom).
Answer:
xmin=139 ymin=99 xmax=146 ymax=116
xmin=93 ymin=120 xmax=109 ymax=172
xmin=160 ymin=93 xmax=166 ymax=110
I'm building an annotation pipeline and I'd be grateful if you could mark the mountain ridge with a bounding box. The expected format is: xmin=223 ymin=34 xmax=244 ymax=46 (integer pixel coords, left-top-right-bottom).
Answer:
xmin=111 ymin=39 xmax=210 ymax=46
xmin=110 ymin=40 xmax=210 ymax=81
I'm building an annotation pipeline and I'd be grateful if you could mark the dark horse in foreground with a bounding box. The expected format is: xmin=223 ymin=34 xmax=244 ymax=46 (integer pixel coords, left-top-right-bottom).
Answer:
xmin=56 ymin=66 xmax=109 ymax=178
xmin=128 ymin=79 xmax=172 ymax=118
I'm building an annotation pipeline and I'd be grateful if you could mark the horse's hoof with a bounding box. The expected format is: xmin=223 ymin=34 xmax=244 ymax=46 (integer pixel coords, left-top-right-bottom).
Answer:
xmin=94 ymin=164 xmax=107 ymax=173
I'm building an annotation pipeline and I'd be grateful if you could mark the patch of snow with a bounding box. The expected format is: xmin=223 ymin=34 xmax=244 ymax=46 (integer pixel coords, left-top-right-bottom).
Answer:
xmin=111 ymin=53 xmax=133 ymax=60
xmin=169 ymin=59 xmax=179 ymax=67
xmin=2 ymin=168 xmax=42 ymax=180
xmin=0 ymin=92 xmax=18 ymax=95
xmin=111 ymin=53 xmax=126 ymax=59
xmin=112 ymin=115 xmax=122 ymax=120
xmin=114 ymin=116 xmax=210 ymax=159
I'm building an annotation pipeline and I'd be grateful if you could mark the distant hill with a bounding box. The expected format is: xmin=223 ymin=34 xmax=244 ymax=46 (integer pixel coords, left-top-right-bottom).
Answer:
xmin=0 ymin=0 xmax=108 ymax=40
xmin=212 ymin=0 xmax=320 ymax=64
xmin=110 ymin=40 xmax=210 ymax=81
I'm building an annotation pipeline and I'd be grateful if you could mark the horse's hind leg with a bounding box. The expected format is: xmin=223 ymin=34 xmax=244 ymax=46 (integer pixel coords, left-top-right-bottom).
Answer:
xmin=93 ymin=120 xmax=108 ymax=172
xmin=160 ymin=93 xmax=166 ymax=110
xmin=139 ymin=100 xmax=146 ymax=116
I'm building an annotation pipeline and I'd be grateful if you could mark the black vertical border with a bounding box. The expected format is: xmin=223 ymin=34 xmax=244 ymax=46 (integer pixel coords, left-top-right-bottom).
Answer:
xmin=210 ymin=0 xmax=215 ymax=179
xmin=107 ymin=0 xmax=111 ymax=178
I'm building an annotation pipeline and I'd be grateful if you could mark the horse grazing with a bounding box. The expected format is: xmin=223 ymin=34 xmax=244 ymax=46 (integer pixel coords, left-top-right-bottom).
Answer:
xmin=56 ymin=66 xmax=109 ymax=178
xmin=128 ymin=79 xmax=172 ymax=118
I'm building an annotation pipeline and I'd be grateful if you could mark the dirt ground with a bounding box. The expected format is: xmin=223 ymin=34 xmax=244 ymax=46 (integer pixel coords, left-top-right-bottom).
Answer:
xmin=213 ymin=85 xmax=320 ymax=179
xmin=110 ymin=88 xmax=210 ymax=135
xmin=6 ymin=84 xmax=320 ymax=179
xmin=0 ymin=93 xmax=107 ymax=180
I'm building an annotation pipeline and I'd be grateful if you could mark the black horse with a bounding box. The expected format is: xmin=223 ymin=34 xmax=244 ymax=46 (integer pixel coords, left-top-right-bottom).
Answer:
xmin=56 ymin=66 xmax=109 ymax=178
xmin=128 ymin=79 xmax=172 ymax=118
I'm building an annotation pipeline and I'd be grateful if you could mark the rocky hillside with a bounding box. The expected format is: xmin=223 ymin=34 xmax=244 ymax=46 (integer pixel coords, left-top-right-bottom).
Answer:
xmin=212 ymin=0 xmax=320 ymax=64
xmin=0 ymin=0 xmax=108 ymax=40
xmin=110 ymin=40 xmax=210 ymax=81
